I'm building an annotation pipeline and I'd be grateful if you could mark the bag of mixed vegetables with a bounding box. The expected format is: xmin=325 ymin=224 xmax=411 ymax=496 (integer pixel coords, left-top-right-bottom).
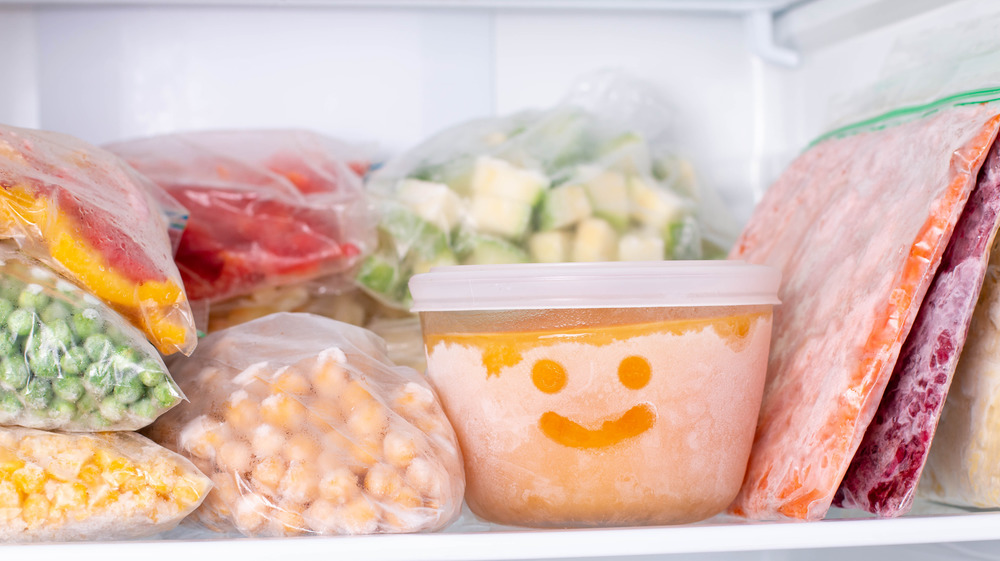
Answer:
xmin=146 ymin=313 xmax=463 ymax=537
xmin=0 ymin=427 xmax=211 ymax=542
xmin=0 ymin=247 xmax=183 ymax=431
xmin=0 ymin=124 xmax=196 ymax=355
xmin=359 ymin=71 xmax=738 ymax=309
xmin=106 ymin=130 xmax=376 ymax=304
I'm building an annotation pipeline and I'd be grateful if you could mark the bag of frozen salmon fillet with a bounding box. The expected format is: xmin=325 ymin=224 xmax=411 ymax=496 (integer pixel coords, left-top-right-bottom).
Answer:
xmin=729 ymin=89 xmax=1000 ymax=520
xmin=0 ymin=124 xmax=196 ymax=355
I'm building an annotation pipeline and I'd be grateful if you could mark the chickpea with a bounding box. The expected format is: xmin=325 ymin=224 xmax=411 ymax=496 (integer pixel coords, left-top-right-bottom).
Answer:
xmin=383 ymin=430 xmax=418 ymax=470
xmin=318 ymin=467 xmax=359 ymax=505
xmin=218 ymin=441 xmax=253 ymax=474
xmin=250 ymin=424 xmax=286 ymax=458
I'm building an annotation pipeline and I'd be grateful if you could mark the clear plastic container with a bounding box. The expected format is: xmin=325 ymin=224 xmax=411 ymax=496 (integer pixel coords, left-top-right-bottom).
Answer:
xmin=409 ymin=261 xmax=780 ymax=528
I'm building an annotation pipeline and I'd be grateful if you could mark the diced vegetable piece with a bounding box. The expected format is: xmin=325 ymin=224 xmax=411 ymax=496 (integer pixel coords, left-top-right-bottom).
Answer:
xmin=572 ymin=218 xmax=618 ymax=262
xmin=629 ymin=175 xmax=687 ymax=230
xmin=538 ymin=184 xmax=592 ymax=231
xmin=528 ymin=231 xmax=573 ymax=263
xmin=380 ymin=206 xmax=450 ymax=261
xmin=462 ymin=235 xmax=529 ymax=265
xmin=356 ymin=254 xmax=403 ymax=298
xmin=396 ymin=179 xmax=464 ymax=233
xmin=412 ymin=248 xmax=458 ymax=276
xmin=619 ymin=232 xmax=665 ymax=261
xmin=471 ymin=156 xmax=549 ymax=205
xmin=471 ymin=196 xmax=534 ymax=240
xmin=583 ymin=169 xmax=631 ymax=232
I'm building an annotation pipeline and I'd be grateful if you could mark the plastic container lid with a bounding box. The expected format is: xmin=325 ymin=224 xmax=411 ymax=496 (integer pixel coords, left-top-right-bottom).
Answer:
xmin=409 ymin=261 xmax=781 ymax=312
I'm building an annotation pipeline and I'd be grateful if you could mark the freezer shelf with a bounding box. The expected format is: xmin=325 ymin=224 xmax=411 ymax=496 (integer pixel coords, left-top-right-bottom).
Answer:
xmin=7 ymin=508 xmax=1000 ymax=560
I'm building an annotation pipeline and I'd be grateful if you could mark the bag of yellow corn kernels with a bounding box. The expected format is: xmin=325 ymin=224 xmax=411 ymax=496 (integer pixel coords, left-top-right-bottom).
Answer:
xmin=146 ymin=312 xmax=464 ymax=537
xmin=0 ymin=427 xmax=211 ymax=542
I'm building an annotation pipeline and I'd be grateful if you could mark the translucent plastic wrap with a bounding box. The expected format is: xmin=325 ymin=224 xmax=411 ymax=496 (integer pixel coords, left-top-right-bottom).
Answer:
xmin=0 ymin=248 xmax=183 ymax=431
xmin=106 ymin=130 xmax=376 ymax=303
xmin=0 ymin=124 xmax=196 ymax=355
xmin=146 ymin=313 xmax=464 ymax=536
xmin=729 ymin=95 xmax=1000 ymax=520
xmin=359 ymin=71 xmax=738 ymax=309
xmin=0 ymin=427 xmax=211 ymax=543
xmin=920 ymin=236 xmax=1000 ymax=508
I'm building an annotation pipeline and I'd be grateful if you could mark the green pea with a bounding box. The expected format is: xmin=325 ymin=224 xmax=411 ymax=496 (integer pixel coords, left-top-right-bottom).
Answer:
xmin=53 ymin=376 xmax=85 ymax=402
xmin=113 ymin=373 xmax=145 ymax=404
xmin=40 ymin=301 xmax=71 ymax=323
xmin=0 ymin=391 xmax=23 ymax=419
xmin=87 ymin=413 xmax=111 ymax=429
xmin=138 ymin=360 xmax=166 ymax=387
xmin=48 ymin=398 xmax=75 ymax=423
xmin=0 ymin=279 xmax=25 ymax=302
xmin=22 ymin=377 xmax=53 ymax=410
xmin=0 ymin=329 xmax=16 ymax=356
xmin=71 ymin=309 xmax=103 ymax=339
xmin=98 ymin=397 xmax=125 ymax=422
xmin=0 ymin=299 xmax=14 ymax=325
xmin=129 ymin=398 xmax=158 ymax=420
xmin=152 ymin=382 xmax=180 ymax=409
xmin=0 ymin=356 xmax=29 ymax=391
xmin=83 ymin=334 xmax=113 ymax=362
xmin=60 ymin=347 xmax=90 ymax=376
xmin=83 ymin=363 xmax=113 ymax=397
xmin=17 ymin=285 xmax=49 ymax=310
xmin=45 ymin=319 xmax=74 ymax=348
xmin=7 ymin=308 xmax=35 ymax=337
xmin=76 ymin=392 xmax=97 ymax=414
xmin=28 ymin=349 xmax=59 ymax=378
xmin=111 ymin=346 xmax=141 ymax=369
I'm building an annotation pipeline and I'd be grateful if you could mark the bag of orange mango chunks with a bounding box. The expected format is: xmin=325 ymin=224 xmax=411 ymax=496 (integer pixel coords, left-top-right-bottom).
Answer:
xmin=729 ymin=92 xmax=1000 ymax=520
xmin=0 ymin=427 xmax=211 ymax=542
xmin=146 ymin=312 xmax=463 ymax=537
xmin=0 ymin=124 xmax=196 ymax=355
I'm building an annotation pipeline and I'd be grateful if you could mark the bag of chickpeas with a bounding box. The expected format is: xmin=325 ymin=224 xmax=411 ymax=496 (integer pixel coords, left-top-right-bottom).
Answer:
xmin=145 ymin=312 xmax=464 ymax=537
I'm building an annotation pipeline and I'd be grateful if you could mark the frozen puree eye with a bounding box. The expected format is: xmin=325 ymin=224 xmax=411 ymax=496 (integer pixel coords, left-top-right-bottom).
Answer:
xmin=618 ymin=356 xmax=651 ymax=390
xmin=532 ymin=359 xmax=567 ymax=394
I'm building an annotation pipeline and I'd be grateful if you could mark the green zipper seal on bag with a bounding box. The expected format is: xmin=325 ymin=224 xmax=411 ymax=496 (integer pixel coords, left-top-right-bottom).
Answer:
xmin=811 ymin=87 xmax=1000 ymax=147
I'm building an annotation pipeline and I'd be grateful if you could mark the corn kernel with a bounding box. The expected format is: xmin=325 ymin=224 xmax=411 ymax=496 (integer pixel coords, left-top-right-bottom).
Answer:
xmin=78 ymin=463 xmax=102 ymax=487
xmin=0 ymin=480 xmax=20 ymax=508
xmin=0 ymin=449 xmax=25 ymax=476
xmin=21 ymin=493 xmax=50 ymax=528
xmin=12 ymin=465 xmax=45 ymax=495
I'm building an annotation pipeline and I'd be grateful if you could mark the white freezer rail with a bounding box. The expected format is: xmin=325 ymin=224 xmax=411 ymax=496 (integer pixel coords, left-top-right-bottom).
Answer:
xmin=3 ymin=0 xmax=1000 ymax=559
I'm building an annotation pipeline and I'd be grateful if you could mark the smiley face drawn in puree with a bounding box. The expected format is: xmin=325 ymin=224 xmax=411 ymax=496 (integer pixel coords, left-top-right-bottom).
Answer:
xmin=532 ymin=356 xmax=657 ymax=449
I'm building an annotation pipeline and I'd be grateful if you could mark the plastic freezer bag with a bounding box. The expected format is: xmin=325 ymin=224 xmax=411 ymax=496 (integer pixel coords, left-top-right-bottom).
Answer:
xmin=146 ymin=313 xmax=464 ymax=536
xmin=834 ymin=134 xmax=1000 ymax=516
xmin=359 ymin=71 xmax=738 ymax=309
xmin=106 ymin=130 xmax=376 ymax=303
xmin=0 ymin=427 xmax=211 ymax=542
xmin=729 ymin=94 xmax=1000 ymax=520
xmin=0 ymin=248 xmax=183 ymax=432
xmin=0 ymin=124 xmax=196 ymax=355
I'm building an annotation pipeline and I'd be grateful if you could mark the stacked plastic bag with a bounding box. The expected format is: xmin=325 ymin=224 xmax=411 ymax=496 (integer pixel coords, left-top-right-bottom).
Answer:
xmin=0 ymin=124 xmax=211 ymax=542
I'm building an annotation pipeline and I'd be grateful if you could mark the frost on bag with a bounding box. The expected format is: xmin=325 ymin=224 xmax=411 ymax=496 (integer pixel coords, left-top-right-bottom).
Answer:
xmin=0 ymin=248 xmax=183 ymax=431
xmin=106 ymin=130 xmax=376 ymax=304
xmin=0 ymin=427 xmax=211 ymax=542
xmin=359 ymin=71 xmax=738 ymax=309
xmin=0 ymin=124 xmax=196 ymax=355
xmin=146 ymin=313 xmax=464 ymax=537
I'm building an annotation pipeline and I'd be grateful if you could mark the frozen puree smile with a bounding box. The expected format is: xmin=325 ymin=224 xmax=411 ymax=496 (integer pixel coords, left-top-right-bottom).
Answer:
xmin=539 ymin=403 xmax=657 ymax=449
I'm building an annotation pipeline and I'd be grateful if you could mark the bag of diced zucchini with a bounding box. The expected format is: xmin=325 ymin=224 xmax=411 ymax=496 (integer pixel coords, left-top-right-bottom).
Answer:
xmin=359 ymin=71 xmax=739 ymax=308
xmin=0 ymin=247 xmax=183 ymax=432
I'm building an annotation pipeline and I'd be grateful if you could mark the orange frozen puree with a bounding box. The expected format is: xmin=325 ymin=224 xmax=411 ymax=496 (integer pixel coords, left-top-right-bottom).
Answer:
xmin=424 ymin=309 xmax=772 ymax=527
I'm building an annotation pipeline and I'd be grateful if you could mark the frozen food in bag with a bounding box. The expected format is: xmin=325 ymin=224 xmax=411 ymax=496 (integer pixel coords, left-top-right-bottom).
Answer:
xmin=106 ymin=130 xmax=376 ymax=303
xmin=146 ymin=313 xmax=463 ymax=536
xmin=919 ymin=233 xmax=1000 ymax=508
xmin=0 ymin=427 xmax=211 ymax=542
xmin=0 ymin=124 xmax=196 ymax=355
xmin=360 ymin=71 xmax=738 ymax=309
xmin=0 ymin=248 xmax=183 ymax=431
xmin=834 ymin=135 xmax=1000 ymax=516
xmin=729 ymin=93 xmax=1000 ymax=520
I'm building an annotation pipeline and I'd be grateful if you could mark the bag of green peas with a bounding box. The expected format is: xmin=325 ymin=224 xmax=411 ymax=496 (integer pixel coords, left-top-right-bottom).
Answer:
xmin=0 ymin=250 xmax=184 ymax=431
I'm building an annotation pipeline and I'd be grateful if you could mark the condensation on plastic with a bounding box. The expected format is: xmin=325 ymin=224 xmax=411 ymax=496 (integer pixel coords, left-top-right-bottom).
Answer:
xmin=729 ymin=102 xmax=1000 ymax=521
xmin=0 ymin=247 xmax=184 ymax=432
xmin=920 ymin=237 xmax=1000 ymax=508
xmin=0 ymin=427 xmax=211 ymax=543
xmin=360 ymin=70 xmax=740 ymax=310
xmin=146 ymin=313 xmax=464 ymax=537
xmin=0 ymin=124 xmax=196 ymax=356
xmin=419 ymin=304 xmax=773 ymax=528
xmin=106 ymin=130 xmax=377 ymax=304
